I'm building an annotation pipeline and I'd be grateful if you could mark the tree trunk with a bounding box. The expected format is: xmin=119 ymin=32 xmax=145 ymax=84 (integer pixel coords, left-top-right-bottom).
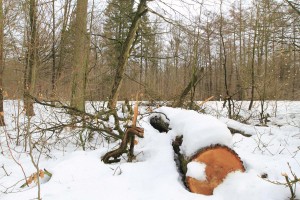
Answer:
xmin=56 ymin=0 xmax=71 ymax=88
xmin=50 ymin=0 xmax=56 ymax=103
xmin=108 ymin=0 xmax=148 ymax=109
xmin=172 ymin=68 xmax=203 ymax=108
xmin=220 ymin=1 xmax=232 ymax=118
xmin=248 ymin=8 xmax=258 ymax=111
xmin=24 ymin=0 xmax=38 ymax=117
xmin=0 ymin=0 xmax=4 ymax=125
xmin=70 ymin=0 xmax=88 ymax=112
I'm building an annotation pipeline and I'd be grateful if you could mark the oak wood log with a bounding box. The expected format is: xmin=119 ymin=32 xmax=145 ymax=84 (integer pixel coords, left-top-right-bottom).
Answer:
xmin=172 ymin=136 xmax=245 ymax=195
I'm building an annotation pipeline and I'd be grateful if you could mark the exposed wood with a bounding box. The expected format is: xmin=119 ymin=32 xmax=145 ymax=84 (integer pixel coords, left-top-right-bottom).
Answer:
xmin=197 ymin=96 xmax=214 ymax=108
xmin=186 ymin=145 xmax=245 ymax=195
xmin=20 ymin=169 xmax=52 ymax=188
xmin=128 ymin=94 xmax=139 ymax=162
xmin=172 ymin=136 xmax=245 ymax=196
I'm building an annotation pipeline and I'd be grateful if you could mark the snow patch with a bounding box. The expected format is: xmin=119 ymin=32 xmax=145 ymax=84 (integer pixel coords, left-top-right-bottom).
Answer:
xmin=214 ymin=171 xmax=290 ymax=200
xmin=156 ymin=107 xmax=232 ymax=157
xmin=186 ymin=161 xmax=207 ymax=181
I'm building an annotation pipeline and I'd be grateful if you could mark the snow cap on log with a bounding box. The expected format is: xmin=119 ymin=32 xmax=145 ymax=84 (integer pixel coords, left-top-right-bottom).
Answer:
xmin=156 ymin=107 xmax=232 ymax=157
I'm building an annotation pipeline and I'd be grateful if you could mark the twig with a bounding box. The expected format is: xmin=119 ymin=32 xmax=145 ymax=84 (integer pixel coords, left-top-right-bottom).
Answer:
xmin=1 ymin=165 xmax=11 ymax=176
xmin=197 ymin=96 xmax=214 ymax=107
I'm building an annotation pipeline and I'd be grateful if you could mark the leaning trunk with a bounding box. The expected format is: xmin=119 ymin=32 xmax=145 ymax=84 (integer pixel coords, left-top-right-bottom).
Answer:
xmin=108 ymin=0 xmax=148 ymax=109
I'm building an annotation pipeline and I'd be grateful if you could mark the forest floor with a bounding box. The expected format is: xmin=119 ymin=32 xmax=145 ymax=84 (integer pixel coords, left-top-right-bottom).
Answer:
xmin=0 ymin=100 xmax=299 ymax=200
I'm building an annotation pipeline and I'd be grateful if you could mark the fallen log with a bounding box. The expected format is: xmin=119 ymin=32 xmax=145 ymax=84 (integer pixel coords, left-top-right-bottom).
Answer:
xmin=149 ymin=110 xmax=245 ymax=195
xmin=172 ymin=136 xmax=245 ymax=195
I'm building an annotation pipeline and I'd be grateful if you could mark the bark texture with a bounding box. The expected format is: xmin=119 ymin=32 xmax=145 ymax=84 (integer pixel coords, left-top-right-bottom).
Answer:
xmin=101 ymin=127 xmax=144 ymax=164
xmin=70 ymin=0 xmax=88 ymax=112
xmin=24 ymin=0 xmax=38 ymax=116
xmin=0 ymin=0 xmax=4 ymax=125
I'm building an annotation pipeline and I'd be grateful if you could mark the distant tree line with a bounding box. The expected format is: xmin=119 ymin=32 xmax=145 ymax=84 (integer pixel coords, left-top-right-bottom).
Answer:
xmin=0 ymin=0 xmax=299 ymax=118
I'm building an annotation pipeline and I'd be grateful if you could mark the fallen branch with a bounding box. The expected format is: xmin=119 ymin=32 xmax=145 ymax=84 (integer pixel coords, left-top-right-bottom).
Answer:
xmin=197 ymin=96 xmax=214 ymax=107
xmin=102 ymin=94 xmax=144 ymax=164
xmin=101 ymin=127 xmax=144 ymax=164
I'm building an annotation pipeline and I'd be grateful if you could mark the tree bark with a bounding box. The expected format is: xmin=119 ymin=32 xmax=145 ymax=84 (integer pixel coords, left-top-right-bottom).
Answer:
xmin=50 ymin=0 xmax=56 ymax=103
xmin=0 ymin=0 xmax=5 ymax=125
xmin=172 ymin=68 xmax=203 ymax=108
xmin=70 ymin=0 xmax=88 ymax=112
xmin=108 ymin=0 xmax=148 ymax=109
xmin=220 ymin=0 xmax=232 ymax=118
xmin=56 ymin=0 xmax=71 ymax=86
xmin=101 ymin=127 xmax=144 ymax=164
xmin=24 ymin=0 xmax=38 ymax=116
xmin=248 ymin=8 xmax=259 ymax=111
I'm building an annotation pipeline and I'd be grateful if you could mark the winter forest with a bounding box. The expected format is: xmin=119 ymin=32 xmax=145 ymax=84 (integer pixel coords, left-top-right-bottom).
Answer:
xmin=0 ymin=0 xmax=300 ymax=200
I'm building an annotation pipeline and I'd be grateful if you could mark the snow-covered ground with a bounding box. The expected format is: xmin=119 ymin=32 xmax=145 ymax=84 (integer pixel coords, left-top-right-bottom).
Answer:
xmin=0 ymin=100 xmax=299 ymax=200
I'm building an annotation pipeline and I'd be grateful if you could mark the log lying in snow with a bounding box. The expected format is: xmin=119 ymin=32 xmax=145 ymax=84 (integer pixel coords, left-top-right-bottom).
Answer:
xmin=186 ymin=145 xmax=245 ymax=195
xmin=173 ymin=136 xmax=245 ymax=195
xmin=150 ymin=111 xmax=245 ymax=195
xmin=150 ymin=107 xmax=245 ymax=195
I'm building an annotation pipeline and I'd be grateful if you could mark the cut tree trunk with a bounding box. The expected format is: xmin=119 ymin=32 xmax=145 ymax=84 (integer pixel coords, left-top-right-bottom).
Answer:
xmin=186 ymin=145 xmax=245 ymax=195
xmin=150 ymin=113 xmax=245 ymax=195
xmin=172 ymin=136 xmax=245 ymax=195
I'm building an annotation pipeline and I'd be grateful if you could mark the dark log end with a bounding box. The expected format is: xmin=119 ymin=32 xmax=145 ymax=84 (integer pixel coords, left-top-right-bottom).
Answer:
xmin=150 ymin=115 xmax=169 ymax=133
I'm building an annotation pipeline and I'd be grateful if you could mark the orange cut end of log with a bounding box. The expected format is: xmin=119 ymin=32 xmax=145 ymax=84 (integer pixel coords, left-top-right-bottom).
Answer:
xmin=186 ymin=145 xmax=245 ymax=195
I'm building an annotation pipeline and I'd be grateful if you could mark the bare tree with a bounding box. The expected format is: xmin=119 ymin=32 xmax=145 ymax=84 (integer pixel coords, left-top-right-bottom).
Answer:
xmin=24 ymin=0 xmax=38 ymax=116
xmin=0 ymin=0 xmax=4 ymax=125
xmin=70 ymin=0 xmax=89 ymax=112
xmin=108 ymin=0 xmax=148 ymax=109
